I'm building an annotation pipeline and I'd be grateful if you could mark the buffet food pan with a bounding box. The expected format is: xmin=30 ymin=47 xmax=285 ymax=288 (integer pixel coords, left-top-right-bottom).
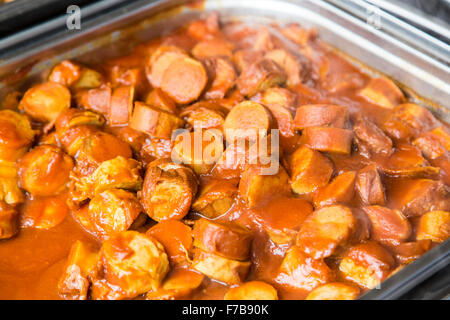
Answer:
xmin=0 ymin=0 xmax=448 ymax=299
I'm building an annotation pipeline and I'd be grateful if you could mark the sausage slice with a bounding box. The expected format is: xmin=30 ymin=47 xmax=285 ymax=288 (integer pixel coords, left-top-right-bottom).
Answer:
xmin=193 ymin=218 xmax=253 ymax=261
xmin=313 ymin=171 xmax=356 ymax=208
xmin=88 ymin=189 xmax=142 ymax=240
xmin=239 ymin=165 xmax=290 ymax=208
xmin=416 ymin=210 xmax=450 ymax=243
xmin=19 ymin=82 xmax=71 ymax=123
xmin=191 ymin=249 xmax=251 ymax=285
xmin=413 ymin=127 xmax=450 ymax=160
xmin=0 ymin=110 xmax=36 ymax=162
xmin=306 ymin=283 xmax=359 ymax=300
xmin=288 ymin=146 xmax=333 ymax=194
xmin=339 ymin=242 xmax=395 ymax=289
xmin=129 ymin=102 xmax=184 ymax=139
xmin=353 ymin=116 xmax=393 ymax=157
xmin=294 ymin=104 xmax=348 ymax=130
xmin=49 ymin=60 xmax=82 ymax=87
xmin=236 ymin=59 xmax=286 ymax=97
xmin=203 ymin=57 xmax=236 ymax=100
xmin=192 ymin=179 xmax=237 ymax=218
xmin=303 ymin=127 xmax=353 ymax=155
xmin=363 ymin=205 xmax=411 ymax=245
xmin=160 ymin=56 xmax=208 ymax=104
xmin=223 ymin=101 xmax=270 ymax=143
xmin=356 ymin=164 xmax=386 ymax=205
xmin=18 ymin=145 xmax=74 ymax=197
xmin=141 ymin=159 xmax=198 ymax=221
xmin=297 ymin=205 xmax=356 ymax=259
xmin=358 ymin=77 xmax=404 ymax=109
xmin=146 ymin=219 xmax=193 ymax=266
xmin=388 ymin=179 xmax=449 ymax=217
xmin=224 ymin=281 xmax=278 ymax=300
xmin=109 ymin=85 xmax=135 ymax=126
xmin=265 ymin=49 xmax=303 ymax=87
xmin=275 ymin=246 xmax=334 ymax=291
xmin=58 ymin=241 xmax=99 ymax=300
xmin=94 ymin=231 xmax=169 ymax=299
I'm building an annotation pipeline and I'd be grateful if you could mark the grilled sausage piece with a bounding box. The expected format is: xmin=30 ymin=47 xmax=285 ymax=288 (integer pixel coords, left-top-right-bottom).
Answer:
xmin=306 ymin=283 xmax=359 ymax=300
xmin=160 ymin=55 xmax=208 ymax=104
xmin=74 ymin=156 xmax=142 ymax=202
xmin=233 ymin=49 xmax=264 ymax=72
xmin=253 ymin=196 xmax=313 ymax=245
xmin=19 ymin=82 xmax=71 ymax=122
xmin=193 ymin=218 xmax=253 ymax=261
xmin=236 ymin=59 xmax=286 ymax=97
xmin=294 ymin=104 xmax=348 ymax=130
xmin=146 ymin=219 xmax=193 ymax=266
xmin=129 ymin=102 xmax=184 ymax=139
xmin=146 ymin=268 xmax=204 ymax=300
xmin=55 ymin=109 xmax=105 ymax=135
xmin=147 ymin=46 xmax=187 ymax=88
xmin=224 ymin=281 xmax=278 ymax=300
xmin=74 ymin=131 xmax=132 ymax=176
xmin=376 ymin=144 xmax=440 ymax=179
xmin=172 ymin=130 xmax=224 ymax=175
xmin=0 ymin=110 xmax=35 ymax=162
xmin=358 ymin=77 xmax=404 ymax=109
xmin=88 ymin=189 xmax=142 ymax=240
xmin=297 ymin=205 xmax=355 ymax=259
xmin=363 ymin=205 xmax=411 ymax=245
xmin=388 ymin=179 xmax=449 ymax=218
xmin=0 ymin=161 xmax=24 ymax=205
xmin=145 ymin=88 xmax=178 ymax=114
xmin=20 ymin=194 xmax=69 ymax=230
xmin=275 ymin=246 xmax=334 ymax=291
xmin=191 ymin=38 xmax=234 ymax=60
xmin=239 ymin=165 xmax=290 ymax=208
xmin=75 ymin=85 xmax=111 ymax=116
xmin=389 ymin=240 xmax=431 ymax=264
xmin=223 ymin=101 xmax=270 ymax=143
xmin=0 ymin=201 xmax=19 ymax=239
xmin=49 ymin=60 xmax=82 ymax=87
xmin=356 ymin=164 xmax=386 ymax=205
xmin=383 ymin=103 xmax=437 ymax=140
xmin=259 ymin=87 xmax=297 ymax=113
xmin=288 ymin=146 xmax=333 ymax=194
xmin=191 ymin=248 xmax=251 ymax=285
xmin=18 ymin=145 xmax=73 ymax=197
xmin=413 ymin=127 xmax=450 ymax=160
xmin=339 ymin=242 xmax=395 ymax=289
xmin=313 ymin=171 xmax=356 ymax=208
xmin=180 ymin=101 xmax=228 ymax=130
xmin=416 ymin=210 xmax=450 ymax=243
xmin=203 ymin=57 xmax=236 ymax=100
xmin=303 ymin=127 xmax=353 ymax=155
xmin=353 ymin=116 xmax=393 ymax=157
xmin=93 ymin=231 xmax=169 ymax=299
xmin=265 ymin=49 xmax=303 ymax=87
xmin=108 ymin=85 xmax=135 ymax=126
xmin=58 ymin=241 xmax=99 ymax=300
xmin=192 ymin=179 xmax=237 ymax=218
xmin=72 ymin=68 xmax=105 ymax=90
xmin=141 ymin=159 xmax=198 ymax=221
xmin=259 ymin=91 xmax=296 ymax=138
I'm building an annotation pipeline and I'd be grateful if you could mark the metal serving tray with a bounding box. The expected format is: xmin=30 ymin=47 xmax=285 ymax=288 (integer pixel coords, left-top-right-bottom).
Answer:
xmin=0 ymin=0 xmax=448 ymax=299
